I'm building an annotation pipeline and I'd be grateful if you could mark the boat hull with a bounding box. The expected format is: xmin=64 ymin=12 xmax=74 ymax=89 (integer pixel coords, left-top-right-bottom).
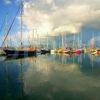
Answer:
xmin=4 ymin=49 xmax=37 ymax=57
xmin=97 ymin=51 xmax=100 ymax=55
xmin=74 ymin=50 xmax=82 ymax=54
xmin=97 ymin=50 xmax=100 ymax=55
xmin=50 ymin=50 xmax=57 ymax=54
xmin=41 ymin=49 xmax=50 ymax=54
xmin=57 ymin=48 xmax=63 ymax=53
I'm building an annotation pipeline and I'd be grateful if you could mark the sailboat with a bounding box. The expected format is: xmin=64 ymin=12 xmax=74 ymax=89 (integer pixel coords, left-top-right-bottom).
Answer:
xmin=50 ymin=36 xmax=57 ymax=54
xmin=57 ymin=34 xmax=63 ymax=53
xmin=89 ymin=33 xmax=96 ymax=55
xmin=74 ymin=34 xmax=83 ymax=54
xmin=63 ymin=35 xmax=72 ymax=54
xmin=64 ymin=34 xmax=75 ymax=54
xmin=41 ymin=34 xmax=50 ymax=54
xmin=3 ymin=1 xmax=37 ymax=57
xmin=4 ymin=47 xmax=36 ymax=57
xmin=89 ymin=33 xmax=100 ymax=55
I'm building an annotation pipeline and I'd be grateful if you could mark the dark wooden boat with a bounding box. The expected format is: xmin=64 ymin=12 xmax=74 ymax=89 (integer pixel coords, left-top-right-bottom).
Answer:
xmin=4 ymin=49 xmax=37 ymax=57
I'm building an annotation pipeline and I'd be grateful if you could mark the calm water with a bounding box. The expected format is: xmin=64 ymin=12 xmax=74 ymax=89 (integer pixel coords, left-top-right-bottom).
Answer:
xmin=0 ymin=54 xmax=100 ymax=100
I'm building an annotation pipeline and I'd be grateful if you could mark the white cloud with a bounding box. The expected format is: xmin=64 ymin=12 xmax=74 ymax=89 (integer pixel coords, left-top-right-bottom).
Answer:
xmin=17 ymin=0 xmax=100 ymax=37
xmin=42 ymin=0 xmax=53 ymax=4
xmin=21 ymin=2 xmax=53 ymax=36
xmin=53 ymin=24 xmax=81 ymax=35
xmin=4 ymin=0 xmax=12 ymax=4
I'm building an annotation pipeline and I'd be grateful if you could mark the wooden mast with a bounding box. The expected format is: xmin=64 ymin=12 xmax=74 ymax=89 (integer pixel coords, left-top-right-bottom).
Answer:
xmin=20 ymin=0 xmax=23 ymax=48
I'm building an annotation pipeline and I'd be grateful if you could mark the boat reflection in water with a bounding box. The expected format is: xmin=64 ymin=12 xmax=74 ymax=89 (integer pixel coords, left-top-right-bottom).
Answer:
xmin=0 ymin=53 xmax=100 ymax=100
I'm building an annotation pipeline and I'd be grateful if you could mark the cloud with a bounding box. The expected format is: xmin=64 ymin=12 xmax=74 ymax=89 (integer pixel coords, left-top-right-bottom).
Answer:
xmin=17 ymin=0 xmax=100 ymax=37
xmin=53 ymin=24 xmax=81 ymax=35
xmin=42 ymin=0 xmax=53 ymax=4
xmin=4 ymin=0 xmax=12 ymax=4
xmin=20 ymin=1 xmax=53 ymax=36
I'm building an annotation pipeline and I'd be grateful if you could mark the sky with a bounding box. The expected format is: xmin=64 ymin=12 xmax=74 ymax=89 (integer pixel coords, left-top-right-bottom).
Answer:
xmin=0 ymin=0 xmax=100 ymax=47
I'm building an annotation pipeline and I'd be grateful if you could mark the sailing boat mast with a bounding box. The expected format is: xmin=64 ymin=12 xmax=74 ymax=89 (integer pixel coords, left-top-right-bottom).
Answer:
xmin=47 ymin=33 xmax=49 ymax=49
xmin=20 ymin=0 xmax=23 ymax=48
xmin=90 ymin=33 xmax=94 ymax=49
xmin=61 ymin=33 xmax=63 ymax=49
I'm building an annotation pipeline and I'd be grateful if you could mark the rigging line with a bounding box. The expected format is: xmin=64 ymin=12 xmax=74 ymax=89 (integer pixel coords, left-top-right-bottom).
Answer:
xmin=1 ymin=6 xmax=20 ymax=47
xmin=0 ymin=13 xmax=8 ymax=34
